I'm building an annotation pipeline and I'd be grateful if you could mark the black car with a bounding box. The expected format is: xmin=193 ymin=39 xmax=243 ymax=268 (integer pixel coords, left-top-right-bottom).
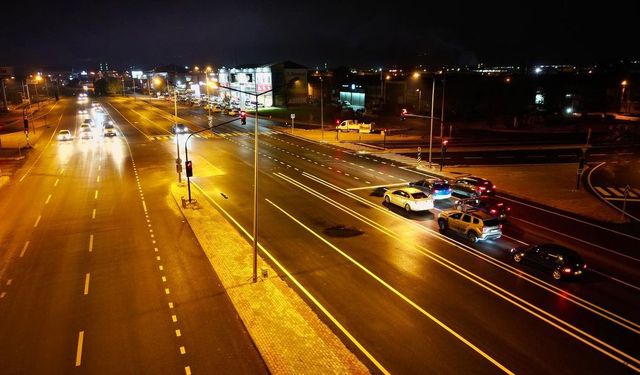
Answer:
xmin=510 ymin=244 xmax=586 ymax=280
xmin=409 ymin=178 xmax=452 ymax=200
xmin=451 ymin=176 xmax=495 ymax=198
xmin=172 ymin=123 xmax=187 ymax=134
xmin=455 ymin=196 xmax=510 ymax=221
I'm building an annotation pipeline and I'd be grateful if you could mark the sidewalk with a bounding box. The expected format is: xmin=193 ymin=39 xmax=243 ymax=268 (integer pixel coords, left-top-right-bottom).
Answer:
xmin=170 ymin=184 xmax=369 ymax=374
xmin=274 ymin=127 xmax=626 ymax=224
xmin=0 ymin=100 xmax=57 ymax=151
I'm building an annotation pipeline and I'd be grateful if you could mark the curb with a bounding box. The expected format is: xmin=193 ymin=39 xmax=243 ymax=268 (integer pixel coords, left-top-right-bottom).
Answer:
xmin=169 ymin=182 xmax=369 ymax=374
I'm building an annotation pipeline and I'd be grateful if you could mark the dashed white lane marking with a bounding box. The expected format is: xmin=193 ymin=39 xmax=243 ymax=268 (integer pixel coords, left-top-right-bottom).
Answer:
xmin=162 ymin=276 xmax=167 ymax=282
xmin=179 ymin=346 xmax=186 ymax=355
xmin=142 ymin=201 xmax=148 ymax=213
xmin=175 ymin=329 xmax=181 ymax=337
xmin=92 ymin=209 xmax=96 ymax=219
xmin=60 ymin=168 xmax=65 ymax=175
xmin=156 ymin=256 xmax=160 ymax=261
xmin=6 ymin=279 xmax=12 ymax=286
xmin=75 ymin=331 xmax=84 ymax=366
xmin=172 ymin=315 xmax=178 ymax=322
xmin=98 ymin=165 xmax=101 ymax=171
xmin=169 ymin=302 xmax=174 ymax=309
xmin=96 ymin=176 xmax=100 ymax=183
xmin=89 ymin=235 xmax=94 ymax=252
xmin=34 ymin=215 xmax=41 ymax=228
xmin=54 ymin=179 xmax=59 ymax=187
xmin=20 ymin=241 xmax=30 ymax=257
xmin=45 ymin=194 xmax=52 ymax=204
xmin=165 ymin=288 xmax=170 ymax=295
xmin=366 ymin=181 xmax=371 ymax=184
xmin=84 ymin=273 xmax=90 ymax=295
xmin=94 ymin=190 xmax=99 ymax=200
xmin=159 ymin=265 xmax=163 ymax=271
xmin=0 ymin=292 xmax=6 ymax=299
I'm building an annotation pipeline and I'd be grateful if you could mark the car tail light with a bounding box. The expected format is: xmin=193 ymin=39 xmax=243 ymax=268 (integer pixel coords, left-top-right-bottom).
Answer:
xmin=583 ymin=264 xmax=587 ymax=269
xmin=563 ymin=267 xmax=572 ymax=273
xmin=492 ymin=185 xmax=496 ymax=188
xmin=507 ymin=207 xmax=511 ymax=211
xmin=490 ymin=209 xmax=497 ymax=214
xmin=499 ymin=224 xmax=503 ymax=229
xmin=479 ymin=186 xmax=486 ymax=190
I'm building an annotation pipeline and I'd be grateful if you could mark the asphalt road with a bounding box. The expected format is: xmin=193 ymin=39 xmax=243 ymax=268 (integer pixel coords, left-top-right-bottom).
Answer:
xmin=105 ymin=97 xmax=640 ymax=373
xmin=0 ymin=98 xmax=266 ymax=374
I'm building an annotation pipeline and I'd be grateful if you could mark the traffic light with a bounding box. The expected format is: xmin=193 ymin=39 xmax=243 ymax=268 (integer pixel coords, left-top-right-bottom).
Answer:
xmin=401 ymin=108 xmax=407 ymax=121
xmin=240 ymin=111 xmax=247 ymax=125
xmin=185 ymin=160 xmax=193 ymax=177
xmin=440 ymin=139 xmax=448 ymax=171
xmin=442 ymin=139 xmax=448 ymax=152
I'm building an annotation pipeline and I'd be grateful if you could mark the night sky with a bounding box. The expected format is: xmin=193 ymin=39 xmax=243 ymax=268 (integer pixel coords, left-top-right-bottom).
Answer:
xmin=1 ymin=0 xmax=637 ymax=71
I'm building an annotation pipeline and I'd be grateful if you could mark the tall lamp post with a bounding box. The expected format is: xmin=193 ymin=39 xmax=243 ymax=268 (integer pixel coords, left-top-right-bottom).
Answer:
xmin=428 ymin=75 xmax=436 ymax=167
xmin=416 ymin=89 xmax=421 ymax=113
xmin=621 ymin=80 xmax=628 ymax=113
xmin=205 ymin=66 xmax=213 ymax=125
xmin=214 ymin=81 xmax=272 ymax=283
xmin=320 ymin=76 xmax=324 ymax=141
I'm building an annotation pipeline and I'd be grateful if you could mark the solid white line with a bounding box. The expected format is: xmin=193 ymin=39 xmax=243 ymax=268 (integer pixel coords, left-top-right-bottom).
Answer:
xmin=347 ymin=182 xmax=407 ymax=191
xmin=92 ymin=209 xmax=96 ymax=219
xmin=84 ymin=273 xmax=90 ymax=295
xmin=266 ymin=198 xmax=514 ymax=374
xmin=34 ymin=215 xmax=41 ymax=228
xmin=89 ymin=234 xmax=94 ymax=252
xmin=75 ymin=331 xmax=84 ymax=366
xmin=54 ymin=179 xmax=59 ymax=187
xmin=192 ymin=181 xmax=391 ymax=374
xmin=509 ymin=215 xmax=639 ymax=263
xmin=497 ymin=193 xmax=640 ymax=241
xmin=142 ymin=201 xmax=147 ymax=213
xmin=590 ymin=269 xmax=640 ymax=292
xmin=45 ymin=194 xmax=52 ymax=204
xmin=20 ymin=241 xmax=30 ymax=257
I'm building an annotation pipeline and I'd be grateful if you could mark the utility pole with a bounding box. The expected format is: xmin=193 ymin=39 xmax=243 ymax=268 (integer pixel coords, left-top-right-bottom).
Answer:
xmin=174 ymin=89 xmax=182 ymax=184
xmin=428 ymin=76 xmax=435 ymax=167
xmin=440 ymin=73 xmax=446 ymax=168
xmin=1 ymin=79 xmax=7 ymax=113
xmin=320 ymin=76 xmax=324 ymax=141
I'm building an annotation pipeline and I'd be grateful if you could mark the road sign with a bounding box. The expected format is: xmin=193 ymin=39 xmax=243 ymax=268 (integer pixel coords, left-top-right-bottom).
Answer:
xmin=290 ymin=114 xmax=295 ymax=119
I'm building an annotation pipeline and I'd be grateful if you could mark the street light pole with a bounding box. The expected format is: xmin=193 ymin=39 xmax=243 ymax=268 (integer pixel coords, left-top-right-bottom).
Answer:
xmin=440 ymin=73 xmax=446 ymax=166
xmin=428 ymin=75 xmax=435 ymax=167
xmin=252 ymin=98 xmax=259 ymax=283
xmin=320 ymin=76 xmax=324 ymax=141
xmin=416 ymin=89 xmax=421 ymax=113
xmin=174 ymin=89 xmax=182 ymax=184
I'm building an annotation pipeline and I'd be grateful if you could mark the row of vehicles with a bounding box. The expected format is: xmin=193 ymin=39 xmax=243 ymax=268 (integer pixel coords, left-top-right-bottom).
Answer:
xmin=383 ymin=176 xmax=586 ymax=280
xmin=59 ymin=103 xmax=118 ymax=141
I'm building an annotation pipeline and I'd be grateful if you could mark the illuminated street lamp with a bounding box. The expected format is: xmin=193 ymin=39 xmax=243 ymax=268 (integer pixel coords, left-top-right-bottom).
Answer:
xmin=205 ymin=66 xmax=213 ymax=121
xmin=621 ymin=80 xmax=629 ymax=113
xmin=212 ymin=81 xmax=272 ymax=283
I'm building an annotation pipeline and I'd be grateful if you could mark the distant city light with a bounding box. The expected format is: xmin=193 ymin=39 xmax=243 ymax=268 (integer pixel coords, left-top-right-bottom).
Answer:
xmin=565 ymin=107 xmax=573 ymax=114
xmin=535 ymin=67 xmax=542 ymax=74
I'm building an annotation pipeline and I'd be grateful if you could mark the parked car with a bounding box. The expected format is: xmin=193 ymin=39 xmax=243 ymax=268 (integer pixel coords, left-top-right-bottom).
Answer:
xmin=451 ymin=176 xmax=496 ymax=198
xmin=510 ymin=244 xmax=587 ymax=280
xmin=383 ymin=187 xmax=434 ymax=212
xmin=57 ymin=129 xmax=73 ymax=141
xmin=454 ymin=196 xmax=510 ymax=221
xmin=409 ymin=178 xmax=452 ymax=200
xmin=437 ymin=209 xmax=502 ymax=243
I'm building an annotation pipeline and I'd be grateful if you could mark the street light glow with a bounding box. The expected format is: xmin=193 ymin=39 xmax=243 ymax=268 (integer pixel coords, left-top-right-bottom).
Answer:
xmin=413 ymin=72 xmax=420 ymax=79
xmin=621 ymin=80 xmax=628 ymax=86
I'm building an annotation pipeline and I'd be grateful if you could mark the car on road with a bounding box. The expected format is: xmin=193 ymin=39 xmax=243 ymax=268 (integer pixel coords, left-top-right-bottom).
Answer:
xmin=57 ymin=129 xmax=73 ymax=141
xmin=510 ymin=244 xmax=587 ymax=280
xmin=384 ymin=187 xmax=434 ymax=212
xmin=79 ymin=124 xmax=93 ymax=139
xmin=454 ymin=196 xmax=510 ymax=221
xmin=78 ymin=109 xmax=88 ymax=115
xmin=227 ymin=108 xmax=240 ymax=116
xmin=103 ymin=123 xmax=117 ymax=137
xmin=172 ymin=123 xmax=188 ymax=134
xmin=451 ymin=176 xmax=496 ymax=198
xmin=83 ymin=118 xmax=94 ymax=127
xmin=409 ymin=178 xmax=452 ymax=200
xmin=437 ymin=209 xmax=502 ymax=243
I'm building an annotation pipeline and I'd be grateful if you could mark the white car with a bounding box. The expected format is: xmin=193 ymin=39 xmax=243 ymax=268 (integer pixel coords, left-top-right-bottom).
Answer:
xmin=58 ymin=129 xmax=73 ymax=141
xmin=80 ymin=124 xmax=93 ymax=139
xmin=384 ymin=187 xmax=434 ymax=212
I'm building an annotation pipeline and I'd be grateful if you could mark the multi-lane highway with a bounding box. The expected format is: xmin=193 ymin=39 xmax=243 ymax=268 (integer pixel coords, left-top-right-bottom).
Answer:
xmin=1 ymin=95 xmax=639 ymax=374
xmin=0 ymin=98 xmax=266 ymax=374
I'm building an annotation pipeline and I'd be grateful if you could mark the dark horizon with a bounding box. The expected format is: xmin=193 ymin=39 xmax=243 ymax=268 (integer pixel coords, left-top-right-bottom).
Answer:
xmin=2 ymin=0 xmax=638 ymax=72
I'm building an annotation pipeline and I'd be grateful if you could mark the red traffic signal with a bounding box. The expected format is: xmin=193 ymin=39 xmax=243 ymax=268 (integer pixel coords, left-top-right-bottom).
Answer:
xmin=240 ymin=111 xmax=247 ymax=125
xmin=185 ymin=160 xmax=193 ymax=177
xmin=401 ymin=108 xmax=407 ymax=121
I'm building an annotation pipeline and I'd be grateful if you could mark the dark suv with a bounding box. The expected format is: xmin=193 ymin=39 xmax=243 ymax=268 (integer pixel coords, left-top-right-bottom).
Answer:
xmin=454 ymin=196 xmax=510 ymax=221
xmin=451 ymin=176 xmax=495 ymax=198
xmin=510 ymin=244 xmax=587 ymax=280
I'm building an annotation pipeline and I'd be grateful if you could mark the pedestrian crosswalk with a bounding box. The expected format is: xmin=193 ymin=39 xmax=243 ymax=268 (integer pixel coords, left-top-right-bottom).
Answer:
xmin=594 ymin=186 xmax=640 ymax=200
xmin=149 ymin=130 xmax=280 ymax=142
